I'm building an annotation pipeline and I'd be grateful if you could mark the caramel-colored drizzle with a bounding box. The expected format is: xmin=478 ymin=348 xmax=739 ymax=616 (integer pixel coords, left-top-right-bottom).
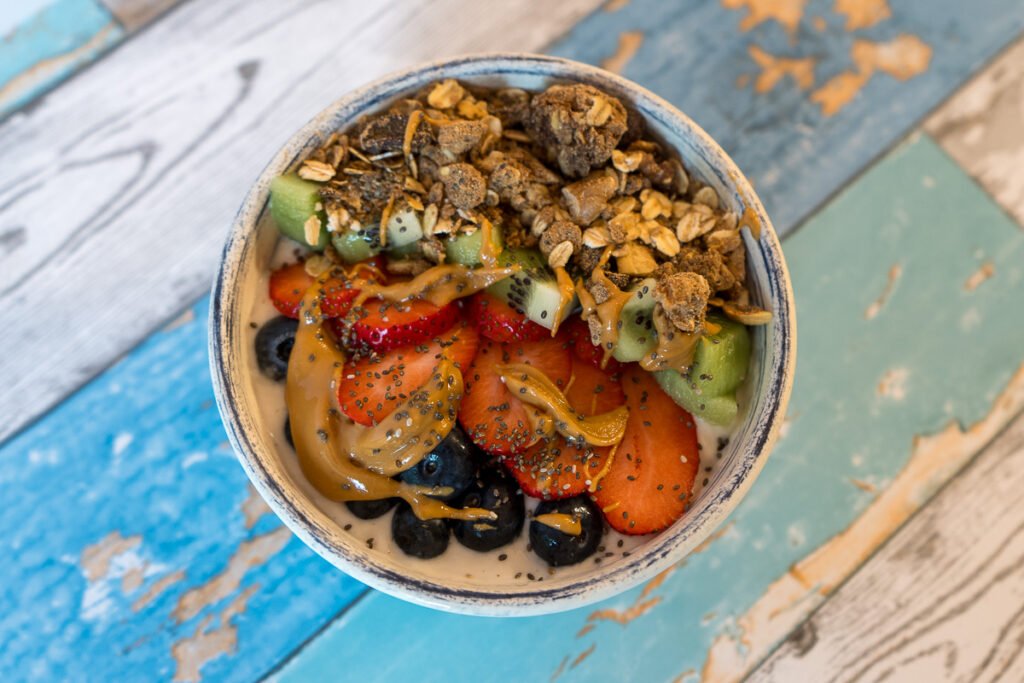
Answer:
xmin=353 ymin=264 xmax=517 ymax=308
xmin=639 ymin=307 xmax=701 ymax=373
xmin=738 ymin=206 xmax=762 ymax=240
xmin=497 ymin=363 xmax=627 ymax=447
xmin=575 ymin=268 xmax=633 ymax=368
xmin=478 ymin=218 xmax=500 ymax=267
xmin=286 ymin=277 xmax=493 ymax=521
xmin=550 ymin=266 xmax=577 ymax=337
xmin=533 ymin=513 xmax=583 ymax=536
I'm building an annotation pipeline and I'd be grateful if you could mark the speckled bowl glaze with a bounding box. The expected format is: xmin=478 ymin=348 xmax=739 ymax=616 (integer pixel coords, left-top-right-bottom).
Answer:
xmin=210 ymin=53 xmax=796 ymax=616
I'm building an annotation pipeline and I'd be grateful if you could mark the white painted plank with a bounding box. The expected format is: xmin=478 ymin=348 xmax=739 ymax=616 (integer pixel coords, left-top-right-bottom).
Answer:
xmin=926 ymin=36 xmax=1024 ymax=227
xmin=748 ymin=410 xmax=1024 ymax=682
xmin=0 ymin=0 xmax=603 ymax=443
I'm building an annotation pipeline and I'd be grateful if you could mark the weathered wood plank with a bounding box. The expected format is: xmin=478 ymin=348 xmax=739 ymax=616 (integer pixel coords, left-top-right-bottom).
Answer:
xmin=926 ymin=36 xmax=1024 ymax=228
xmin=0 ymin=0 xmax=124 ymax=118
xmin=99 ymin=0 xmax=183 ymax=31
xmin=548 ymin=0 xmax=1024 ymax=233
xmin=748 ymin=411 xmax=1024 ymax=682
xmin=270 ymin=135 xmax=1024 ymax=682
xmin=0 ymin=0 xmax=604 ymax=445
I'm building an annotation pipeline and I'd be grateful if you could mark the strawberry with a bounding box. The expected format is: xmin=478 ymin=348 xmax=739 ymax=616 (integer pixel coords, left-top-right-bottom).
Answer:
xmin=459 ymin=337 xmax=572 ymax=456
xmin=467 ymin=293 xmax=549 ymax=343
xmin=504 ymin=359 xmax=625 ymax=499
xmin=564 ymin=316 xmax=622 ymax=373
xmin=269 ymin=261 xmax=379 ymax=319
xmin=337 ymin=322 xmax=479 ymax=426
xmin=591 ymin=365 xmax=699 ymax=535
xmin=350 ymin=298 xmax=461 ymax=352
xmin=269 ymin=263 xmax=314 ymax=318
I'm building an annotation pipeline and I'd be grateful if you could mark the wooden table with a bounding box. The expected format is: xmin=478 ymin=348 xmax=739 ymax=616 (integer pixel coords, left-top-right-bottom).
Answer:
xmin=2 ymin=1 xmax=1023 ymax=680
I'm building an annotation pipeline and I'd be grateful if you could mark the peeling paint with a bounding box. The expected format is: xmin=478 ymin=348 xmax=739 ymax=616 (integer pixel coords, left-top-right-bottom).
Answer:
xmin=701 ymin=364 xmax=1024 ymax=682
xmin=721 ymin=0 xmax=808 ymax=35
xmin=172 ymin=585 xmax=258 ymax=683
xmin=964 ymin=261 xmax=995 ymax=291
xmin=133 ymin=569 xmax=186 ymax=612
xmin=571 ymin=643 xmax=596 ymax=669
xmin=601 ymin=31 xmax=644 ymax=74
xmin=551 ymin=655 xmax=569 ymax=682
xmin=877 ymin=368 xmax=909 ymax=400
xmin=833 ymin=0 xmax=891 ymax=30
xmin=241 ymin=484 xmax=272 ymax=529
xmin=81 ymin=531 xmax=142 ymax=581
xmin=812 ymin=35 xmax=932 ymax=116
xmin=172 ymin=527 xmax=290 ymax=623
xmin=603 ymin=0 xmax=630 ymax=11
xmin=747 ymin=45 xmax=816 ymax=93
xmin=865 ymin=263 xmax=902 ymax=319
xmin=849 ymin=478 xmax=878 ymax=494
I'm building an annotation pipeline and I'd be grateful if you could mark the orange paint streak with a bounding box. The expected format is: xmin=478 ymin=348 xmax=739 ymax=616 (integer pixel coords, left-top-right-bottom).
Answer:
xmin=964 ymin=262 xmax=995 ymax=291
xmin=721 ymin=0 xmax=808 ymax=35
xmin=601 ymin=31 xmax=645 ymax=74
xmin=834 ymin=0 xmax=891 ymax=30
xmin=748 ymin=45 xmax=816 ymax=93
xmin=571 ymin=643 xmax=597 ymax=669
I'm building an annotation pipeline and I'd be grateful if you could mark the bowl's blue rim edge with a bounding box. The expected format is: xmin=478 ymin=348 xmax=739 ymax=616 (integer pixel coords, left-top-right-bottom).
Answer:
xmin=208 ymin=52 xmax=797 ymax=617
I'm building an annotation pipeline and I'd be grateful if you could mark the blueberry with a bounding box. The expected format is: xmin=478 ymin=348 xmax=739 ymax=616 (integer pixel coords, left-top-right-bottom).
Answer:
xmin=398 ymin=426 xmax=480 ymax=501
xmin=452 ymin=467 xmax=525 ymax=552
xmin=391 ymin=502 xmax=450 ymax=559
xmin=345 ymin=497 xmax=398 ymax=520
xmin=255 ymin=316 xmax=297 ymax=381
xmin=529 ymin=496 xmax=604 ymax=567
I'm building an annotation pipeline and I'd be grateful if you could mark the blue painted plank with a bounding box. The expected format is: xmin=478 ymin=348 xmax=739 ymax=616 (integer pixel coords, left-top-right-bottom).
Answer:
xmin=546 ymin=0 xmax=1024 ymax=234
xmin=0 ymin=299 xmax=365 ymax=682
xmin=0 ymin=0 xmax=124 ymax=118
xmin=271 ymin=136 xmax=1024 ymax=682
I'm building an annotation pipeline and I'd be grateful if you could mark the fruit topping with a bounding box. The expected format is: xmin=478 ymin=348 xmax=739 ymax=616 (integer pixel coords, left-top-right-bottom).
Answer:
xmin=392 ymin=502 xmax=450 ymax=559
xmin=565 ymin=317 xmax=621 ymax=373
xmin=269 ymin=173 xmax=328 ymax=250
xmin=487 ymin=248 xmax=576 ymax=330
xmin=458 ymin=337 xmax=571 ymax=455
xmin=451 ymin=467 xmax=525 ymax=552
xmin=337 ymin=323 xmax=479 ymax=427
xmin=269 ymin=262 xmax=375 ymax=319
xmin=592 ymin=365 xmax=700 ymax=535
xmin=530 ymin=496 xmax=604 ymax=566
xmin=254 ymin=316 xmax=297 ymax=382
xmin=350 ymin=298 xmax=460 ymax=352
xmin=346 ymin=498 xmax=398 ymax=520
xmin=466 ymin=292 xmax=549 ymax=343
xmin=397 ymin=426 xmax=481 ymax=502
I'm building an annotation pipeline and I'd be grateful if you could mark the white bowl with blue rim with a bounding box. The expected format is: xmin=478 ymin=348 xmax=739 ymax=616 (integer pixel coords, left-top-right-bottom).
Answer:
xmin=209 ymin=53 xmax=796 ymax=616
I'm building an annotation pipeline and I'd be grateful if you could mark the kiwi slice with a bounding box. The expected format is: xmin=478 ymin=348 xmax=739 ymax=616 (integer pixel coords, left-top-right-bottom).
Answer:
xmin=331 ymin=228 xmax=381 ymax=264
xmin=445 ymin=223 xmax=504 ymax=266
xmin=487 ymin=248 xmax=574 ymax=329
xmin=385 ymin=207 xmax=423 ymax=248
xmin=269 ymin=173 xmax=328 ymax=250
xmin=611 ymin=278 xmax=658 ymax=363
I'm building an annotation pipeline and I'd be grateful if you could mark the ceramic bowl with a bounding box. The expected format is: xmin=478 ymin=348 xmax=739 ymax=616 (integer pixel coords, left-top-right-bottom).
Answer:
xmin=209 ymin=53 xmax=796 ymax=616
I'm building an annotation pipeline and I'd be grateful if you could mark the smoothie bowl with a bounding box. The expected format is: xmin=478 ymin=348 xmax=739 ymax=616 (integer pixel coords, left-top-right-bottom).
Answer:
xmin=210 ymin=54 xmax=795 ymax=616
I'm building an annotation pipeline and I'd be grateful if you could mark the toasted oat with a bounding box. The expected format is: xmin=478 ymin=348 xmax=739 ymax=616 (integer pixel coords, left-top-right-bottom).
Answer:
xmin=611 ymin=149 xmax=644 ymax=173
xmin=614 ymin=242 xmax=657 ymax=275
xmin=548 ymin=240 xmax=574 ymax=269
xmin=706 ymin=229 xmax=742 ymax=253
xmin=303 ymin=215 xmax=322 ymax=246
xmin=675 ymin=206 xmax=717 ymax=243
xmin=640 ymin=189 xmax=672 ymax=220
xmin=648 ymin=224 xmax=681 ymax=257
xmin=693 ymin=185 xmax=720 ymax=210
xmin=298 ymin=160 xmax=336 ymax=182
xmin=427 ymin=79 xmax=466 ymax=109
xmin=583 ymin=223 xmax=612 ymax=248
xmin=422 ymin=204 xmax=439 ymax=236
xmin=303 ymin=253 xmax=332 ymax=277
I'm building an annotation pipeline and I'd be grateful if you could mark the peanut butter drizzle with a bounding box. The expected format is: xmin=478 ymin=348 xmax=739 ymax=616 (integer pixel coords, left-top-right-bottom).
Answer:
xmin=575 ymin=268 xmax=633 ymax=368
xmin=286 ymin=277 xmax=494 ymax=522
xmin=352 ymin=264 xmax=517 ymax=308
xmin=533 ymin=513 xmax=583 ymax=536
xmin=550 ymin=266 xmax=577 ymax=337
xmin=478 ymin=218 xmax=500 ymax=267
xmin=738 ymin=206 xmax=762 ymax=240
xmin=497 ymin=363 xmax=627 ymax=448
xmin=708 ymin=296 xmax=772 ymax=325
xmin=639 ymin=307 xmax=701 ymax=373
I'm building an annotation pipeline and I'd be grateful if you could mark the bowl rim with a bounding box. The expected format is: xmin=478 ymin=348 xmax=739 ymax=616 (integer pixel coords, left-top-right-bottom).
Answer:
xmin=209 ymin=52 xmax=796 ymax=616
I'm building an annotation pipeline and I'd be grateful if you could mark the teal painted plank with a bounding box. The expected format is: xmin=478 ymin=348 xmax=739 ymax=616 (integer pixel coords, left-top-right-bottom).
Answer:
xmin=0 ymin=0 xmax=124 ymax=118
xmin=547 ymin=0 xmax=1024 ymax=235
xmin=272 ymin=136 xmax=1024 ymax=682
xmin=0 ymin=299 xmax=365 ymax=682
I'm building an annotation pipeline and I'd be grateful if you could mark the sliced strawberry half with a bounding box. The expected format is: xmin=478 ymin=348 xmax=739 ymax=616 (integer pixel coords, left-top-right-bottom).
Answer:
xmin=337 ymin=322 xmax=479 ymax=426
xmin=349 ymin=298 xmax=461 ymax=352
xmin=269 ymin=261 xmax=379 ymax=319
xmin=504 ymin=358 xmax=625 ymax=499
xmin=591 ymin=365 xmax=699 ymax=535
xmin=467 ymin=292 xmax=549 ymax=343
xmin=459 ymin=337 xmax=572 ymax=456
xmin=564 ymin=316 xmax=622 ymax=373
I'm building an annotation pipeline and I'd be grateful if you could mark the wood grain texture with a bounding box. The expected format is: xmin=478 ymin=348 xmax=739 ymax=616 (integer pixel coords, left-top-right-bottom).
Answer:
xmin=926 ymin=36 xmax=1024 ymax=228
xmin=271 ymin=136 xmax=1024 ymax=683
xmin=748 ymin=411 xmax=1024 ymax=682
xmin=0 ymin=0 xmax=604 ymax=445
xmin=99 ymin=0 xmax=182 ymax=31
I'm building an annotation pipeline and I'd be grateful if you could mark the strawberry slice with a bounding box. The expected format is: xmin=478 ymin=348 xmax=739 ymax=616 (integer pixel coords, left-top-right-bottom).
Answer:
xmin=505 ymin=359 xmax=625 ymax=499
xmin=337 ymin=322 xmax=479 ymax=426
xmin=269 ymin=261 xmax=379 ymax=319
xmin=467 ymin=293 xmax=549 ymax=343
xmin=592 ymin=365 xmax=699 ymax=535
xmin=459 ymin=337 xmax=572 ymax=456
xmin=564 ymin=316 xmax=622 ymax=373
xmin=350 ymin=298 xmax=461 ymax=352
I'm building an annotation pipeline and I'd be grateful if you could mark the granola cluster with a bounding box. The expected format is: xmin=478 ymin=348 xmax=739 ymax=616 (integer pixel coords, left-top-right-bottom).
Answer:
xmin=296 ymin=79 xmax=756 ymax=334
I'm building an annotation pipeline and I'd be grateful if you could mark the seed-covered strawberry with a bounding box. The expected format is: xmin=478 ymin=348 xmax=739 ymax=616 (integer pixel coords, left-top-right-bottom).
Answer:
xmin=466 ymin=292 xmax=549 ymax=343
xmin=349 ymin=298 xmax=461 ymax=352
